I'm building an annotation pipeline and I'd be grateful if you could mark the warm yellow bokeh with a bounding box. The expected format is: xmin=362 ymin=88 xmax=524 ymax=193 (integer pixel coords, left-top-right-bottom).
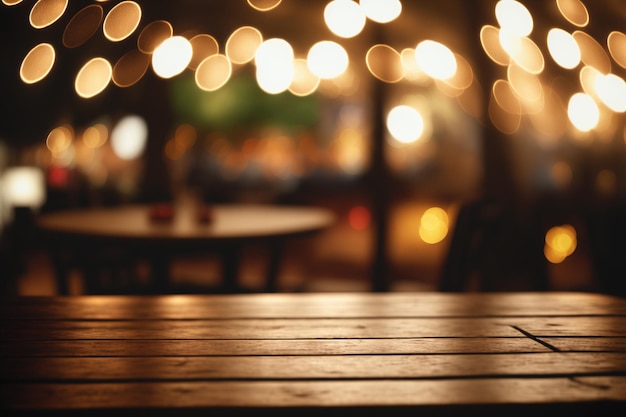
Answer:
xmin=419 ymin=207 xmax=449 ymax=244
xmin=544 ymin=224 xmax=577 ymax=264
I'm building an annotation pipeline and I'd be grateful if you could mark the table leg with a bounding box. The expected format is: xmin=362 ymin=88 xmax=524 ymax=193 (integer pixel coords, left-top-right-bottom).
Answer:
xmin=150 ymin=253 xmax=171 ymax=294
xmin=49 ymin=248 xmax=70 ymax=296
xmin=265 ymin=240 xmax=284 ymax=293
xmin=221 ymin=245 xmax=241 ymax=293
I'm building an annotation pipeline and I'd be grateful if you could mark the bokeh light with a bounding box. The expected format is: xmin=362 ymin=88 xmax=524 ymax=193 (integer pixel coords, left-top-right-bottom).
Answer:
xmin=499 ymin=33 xmax=544 ymax=74
xmin=20 ymin=43 xmax=55 ymax=84
xmin=152 ymin=36 xmax=193 ymax=79
xmin=366 ymin=44 xmax=403 ymax=83
xmin=480 ymin=25 xmax=510 ymax=66
xmin=544 ymin=224 xmax=577 ymax=264
xmin=348 ymin=205 xmax=371 ymax=231
xmin=82 ymin=123 xmax=109 ymax=149
xmin=195 ymin=54 xmax=232 ymax=92
xmin=0 ymin=166 xmax=46 ymax=210
xmin=110 ymin=115 xmax=148 ymax=160
xmin=103 ymin=1 xmax=142 ymax=42
xmin=492 ymin=79 xmax=521 ymax=115
xmin=415 ymin=40 xmax=456 ymax=80
xmin=46 ymin=125 xmax=73 ymax=154
xmin=137 ymin=20 xmax=173 ymax=54
xmin=567 ymin=92 xmax=600 ymax=132
xmin=547 ymin=28 xmax=581 ymax=69
xmin=507 ymin=63 xmax=544 ymax=111
xmin=359 ymin=0 xmax=401 ymax=23
xmin=226 ymin=26 xmax=263 ymax=65
xmin=307 ymin=41 xmax=349 ymax=79
xmin=573 ymin=30 xmax=612 ymax=75
xmin=255 ymin=38 xmax=293 ymax=67
xmin=607 ymin=31 xmax=626 ymax=69
xmin=387 ymin=105 xmax=424 ymax=144
xmin=29 ymin=0 xmax=68 ymax=29
xmin=74 ymin=57 xmax=112 ymax=98
xmin=495 ymin=0 xmax=533 ymax=37
xmin=289 ymin=58 xmax=320 ymax=96
xmin=188 ymin=34 xmax=219 ymax=70
xmin=324 ymin=0 xmax=366 ymax=39
xmin=419 ymin=207 xmax=449 ymax=244
xmin=556 ymin=0 xmax=589 ymax=27
xmin=595 ymin=73 xmax=626 ymax=113
xmin=256 ymin=61 xmax=294 ymax=94
xmin=112 ymin=49 xmax=151 ymax=87
xmin=255 ymin=38 xmax=294 ymax=94
xmin=62 ymin=5 xmax=103 ymax=48
xmin=247 ymin=0 xmax=282 ymax=11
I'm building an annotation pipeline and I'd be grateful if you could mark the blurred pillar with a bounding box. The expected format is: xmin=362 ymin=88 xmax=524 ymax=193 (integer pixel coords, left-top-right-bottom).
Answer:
xmin=368 ymin=76 xmax=391 ymax=292
xmin=367 ymin=21 xmax=392 ymax=292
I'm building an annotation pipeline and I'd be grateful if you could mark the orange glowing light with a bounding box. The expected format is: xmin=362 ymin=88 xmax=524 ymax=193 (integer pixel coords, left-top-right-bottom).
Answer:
xmin=137 ymin=20 xmax=173 ymax=54
xmin=112 ymin=49 xmax=151 ymax=87
xmin=556 ymin=0 xmax=589 ymax=27
xmin=103 ymin=1 xmax=142 ymax=42
xmin=492 ymin=79 xmax=521 ymax=115
xmin=46 ymin=125 xmax=73 ymax=153
xmin=195 ymin=54 xmax=232 ymax=92
xmin=75 ymin=57 xmax=112 ymax=98
xmin=20 ymin=43 xmax=55 ymax=84
xmin=489 ymin=93 xmax=522 ymax=134
xmin=573 ymin=30 xmax=612 ymax=75
xmin=289 ymin=58 xmax=320 ymax=97
xmin=226 ymin=26 xmax=263 ymax=65
xmin=189 ymin=34 xmax=220 ymax=71
xmin=247 ymin=0 xmax=282 ymax=11
xmin=82 ymin=124 xmax=108 ymax=149
xmin=62 ymin=5 xmax=103 ymax=48
xmin=607 ymin=31 xmax=626 ymax=69
xmin=419 ymin=207 xmax=449 ymax=244
xmin=29 ymin=0 xmax=68 ymax=29
xmin=348 ymin=206 xmax=370 ymax=231
xmin=480 ymin=25 xmax=510 ymax=66
xmin=366 ymin=44 xmax=404 ymax=83
xmin=544 ymin=224 xmax=577 ymax=264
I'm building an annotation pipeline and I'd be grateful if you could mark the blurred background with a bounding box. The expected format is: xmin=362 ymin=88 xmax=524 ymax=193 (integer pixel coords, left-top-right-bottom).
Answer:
xmin=0 ymin=0 xmax=625 ymax=296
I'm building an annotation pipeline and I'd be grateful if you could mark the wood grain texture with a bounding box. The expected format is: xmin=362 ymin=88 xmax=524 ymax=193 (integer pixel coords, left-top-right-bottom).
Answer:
xmin=2 ymin=292 xmax=625 ymax=319
xmin=2 ymin=316 xmax=626 ymax=341
xmin=1 ymin=292 xmax=625 ymax=415
xmin=2 ymin=378 xmax=625 ymax=412
xmin=0 ymin=337 xmax=548 ymax=357
xmin=2 ymin=352 xmax=625 ymax=382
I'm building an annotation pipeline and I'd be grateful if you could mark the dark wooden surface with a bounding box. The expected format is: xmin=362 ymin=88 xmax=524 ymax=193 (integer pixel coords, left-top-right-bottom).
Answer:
xmin=1 ymin=292 xmax=625 ymax=416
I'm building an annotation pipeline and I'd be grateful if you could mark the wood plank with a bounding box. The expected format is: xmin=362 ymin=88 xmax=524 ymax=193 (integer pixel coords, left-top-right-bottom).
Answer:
xmin=0 ymin=337 xmax=548 ymax=357
xmin=0 ymin=317 xmax=527 ymax=340
xmin=2 ymin=378 xmax=625 ymax=413
xmin=2 ymin=292 xmax=625 ymax=320
xmin=543 ymin=338 xmax=626 ymax=352
xmin=2 ymin=353 xmax=625 ymax=382
xmin=3 ymin=316 xmax=626 ymax=341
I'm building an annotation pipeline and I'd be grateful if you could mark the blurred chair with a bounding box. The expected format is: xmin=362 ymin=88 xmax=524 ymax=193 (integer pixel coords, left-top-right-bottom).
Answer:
xmin=439 ymin=197 xmax=549 ymax=292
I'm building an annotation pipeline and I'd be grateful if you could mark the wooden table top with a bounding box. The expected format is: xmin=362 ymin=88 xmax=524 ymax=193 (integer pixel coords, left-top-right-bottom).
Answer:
xmin=1 ymin=292 xmax=625 ymax=416
xmin=36 ymin=203 xmax=335 ymax=243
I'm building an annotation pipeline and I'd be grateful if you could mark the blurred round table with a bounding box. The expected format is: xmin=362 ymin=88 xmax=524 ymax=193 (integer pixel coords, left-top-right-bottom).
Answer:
xmin=37 ymin=204 xmax=335 ymax=294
